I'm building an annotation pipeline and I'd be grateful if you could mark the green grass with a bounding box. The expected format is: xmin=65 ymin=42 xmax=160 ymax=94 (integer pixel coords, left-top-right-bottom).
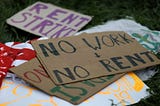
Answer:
xmin=0 ymin=0 xmax=160 ymax=105
xmin=1 ymin=0 xmax=160 ymax=43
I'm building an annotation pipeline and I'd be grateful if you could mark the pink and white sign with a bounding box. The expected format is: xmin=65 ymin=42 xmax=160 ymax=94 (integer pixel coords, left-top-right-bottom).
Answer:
xmin=7 ymin=2 xmax=92 ymax=38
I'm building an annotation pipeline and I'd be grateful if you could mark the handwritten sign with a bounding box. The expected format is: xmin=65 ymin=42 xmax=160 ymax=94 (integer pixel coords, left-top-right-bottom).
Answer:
xmin=10 ymin=58 xmax=124 ymax=104
xmin=31 ymin=31 xmax=160 ymax=85
xmin=0 ymin=72 xmax=148 ymax=106
xmin=6 ymin=2 xmax=92 ymax=38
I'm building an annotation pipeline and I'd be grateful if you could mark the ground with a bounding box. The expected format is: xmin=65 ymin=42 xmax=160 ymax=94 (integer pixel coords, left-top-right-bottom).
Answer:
xmin=0 ymin=0 xmax=160 ymax=105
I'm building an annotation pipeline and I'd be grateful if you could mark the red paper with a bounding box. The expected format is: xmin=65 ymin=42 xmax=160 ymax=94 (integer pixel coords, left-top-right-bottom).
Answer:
xmin=0 ymin=42 xmax=36 ymax=87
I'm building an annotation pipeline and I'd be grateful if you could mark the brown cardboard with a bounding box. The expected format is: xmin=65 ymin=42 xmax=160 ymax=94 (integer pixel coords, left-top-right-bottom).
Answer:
xmin=31 ymin=31 xmax=160 ymax=85
xmin=10 ymin=58 xmax=124 ymax=104
xmin=6 ymin=2 xmax=92 ymax=38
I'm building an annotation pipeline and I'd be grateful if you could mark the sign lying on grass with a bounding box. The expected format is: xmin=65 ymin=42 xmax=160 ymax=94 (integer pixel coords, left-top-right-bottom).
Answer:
xmin=31 ymin=31 xmax=160 ymax=85
xmin=10 ymin=58 xmax=124 ymax=105
xmin=6 ymin=2 xmax=92 ymax=38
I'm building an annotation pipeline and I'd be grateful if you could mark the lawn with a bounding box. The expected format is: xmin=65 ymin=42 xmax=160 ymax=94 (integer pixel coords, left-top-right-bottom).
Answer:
xmin=0 ymin=0 xmax=160 ymax=105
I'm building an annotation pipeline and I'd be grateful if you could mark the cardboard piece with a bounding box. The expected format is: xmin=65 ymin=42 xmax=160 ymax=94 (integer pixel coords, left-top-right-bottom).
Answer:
xmin=0 ymin=72 xmax=148 ymax=106
xmin=6 ymin=2 xmax=92 ymax=38
xmin=10 ymin=58 xmax=124 ymax=104
xmin=31 ymin=31 xmax=160 ymax=85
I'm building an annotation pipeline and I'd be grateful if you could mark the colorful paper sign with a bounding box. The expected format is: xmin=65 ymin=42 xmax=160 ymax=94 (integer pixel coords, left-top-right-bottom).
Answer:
xmin=0 ymin=72 xmax=149 ymax=106
xmin=31 ymin=31 xmax=160 ymax=85
xmin=10 ymin=58 xmax=124 ymax=104
xmin=6 ymin=2 xmax=92 ymax=38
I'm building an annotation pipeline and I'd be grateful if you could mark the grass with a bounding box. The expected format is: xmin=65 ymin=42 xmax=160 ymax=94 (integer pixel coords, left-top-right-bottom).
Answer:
xmin=0 ymin=0 xmax=160 ymax=105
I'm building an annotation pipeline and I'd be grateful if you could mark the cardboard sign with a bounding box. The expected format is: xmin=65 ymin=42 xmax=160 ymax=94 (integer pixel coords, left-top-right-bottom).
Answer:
xmin=10 ymin=58 xmax=124 ymax=104
xmin=0 ymin=72 xmax=148 ymax=106
xmin=31 ymin=31 xmax=160 ymax=85
xmin=6 ymin=2 xmax=92 ymax=38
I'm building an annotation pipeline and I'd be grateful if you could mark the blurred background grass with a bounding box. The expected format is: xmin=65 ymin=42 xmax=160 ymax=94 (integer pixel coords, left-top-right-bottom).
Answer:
xmin=0 ymin=0 xmax=160 ymax=105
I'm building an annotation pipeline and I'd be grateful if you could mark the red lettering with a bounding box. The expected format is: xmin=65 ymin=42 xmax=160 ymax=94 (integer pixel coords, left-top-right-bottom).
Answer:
xmin=33 ymin=65 xmax=49 ymax=78
xmin=24 ymin=71 xmax=41 ymax=83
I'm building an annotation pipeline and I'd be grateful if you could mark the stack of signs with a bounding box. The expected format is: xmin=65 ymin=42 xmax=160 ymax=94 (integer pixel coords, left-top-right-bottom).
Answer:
xmin=6 ymin=1 xmax=160 ymax=105
xmin=10 ymin=31 xmax=160 ymax=104
xmin=10 ymin=58 xmax=124 ymax=104
xmin=31 ymin=31 xmax=160 ymax=85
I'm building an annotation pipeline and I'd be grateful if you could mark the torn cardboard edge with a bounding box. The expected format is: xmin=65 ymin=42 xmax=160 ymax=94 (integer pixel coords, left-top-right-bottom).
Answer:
xmin=31 ymin=31 xmax=160 ymax=85
xmin=6 ymin=1 xmax=92 ymax=38
xmin=10 ymin=58 xmax=124 ymax=105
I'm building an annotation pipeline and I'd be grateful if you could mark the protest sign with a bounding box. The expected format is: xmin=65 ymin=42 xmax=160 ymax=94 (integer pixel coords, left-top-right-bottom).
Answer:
xmin=10 ymin=58 xmax=124 ymax=104
xmin=31 ymin=31 xmax=160 ymax=85
xmin=7 ymin=2 xmax=92 ymax=38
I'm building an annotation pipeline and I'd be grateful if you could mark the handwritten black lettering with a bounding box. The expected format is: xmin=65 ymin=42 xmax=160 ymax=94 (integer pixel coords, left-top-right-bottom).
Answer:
xmin=109 ymin=34 xmax=126 ymax=45
xmin=140 ymin=51 xmax=155 ymax=62
xmin=95 ymin=53 xmax=100 ymax=58
xmin=53 ymin=68 xmax=76 ymax=83
xmin=110 ymin=57 xmax=131 ymax=69
xmin=99 ymin=59 xmax=118 ymax=72
xmin=118 ymin=33 xmax=134 ymax=43
xmin=125 ymin=53 xmax=146 ymax=66
xmin=102 ymin=35 xmax=114 ymax=47
xmin=39 ymin=43 xmax=59 ymax=57
xmin=58 ymin=40 xmax=76 ymax=53
xmin=74 ymin=66 xmax=90 ymax=78
xmin=82 ymin=36 xmax=101 ymax=50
